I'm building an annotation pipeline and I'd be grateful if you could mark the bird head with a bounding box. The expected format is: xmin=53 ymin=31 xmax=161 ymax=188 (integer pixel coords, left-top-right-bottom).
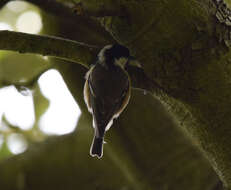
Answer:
xmin=98 ymin=44 xmax=130 ymax=68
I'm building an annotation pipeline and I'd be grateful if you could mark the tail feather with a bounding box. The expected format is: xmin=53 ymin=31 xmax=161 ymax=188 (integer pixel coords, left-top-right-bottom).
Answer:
xmin=90 ymin=136 xmax=104 ymax=159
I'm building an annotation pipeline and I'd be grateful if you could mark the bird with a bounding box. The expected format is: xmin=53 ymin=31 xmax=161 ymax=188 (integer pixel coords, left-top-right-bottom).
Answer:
xmin=83 ymin=44 xmax=131 ymax=158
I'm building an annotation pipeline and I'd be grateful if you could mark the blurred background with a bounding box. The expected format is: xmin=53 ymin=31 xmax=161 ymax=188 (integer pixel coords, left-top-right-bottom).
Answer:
xmin=0 ymin=1 xmax=81 ymax=160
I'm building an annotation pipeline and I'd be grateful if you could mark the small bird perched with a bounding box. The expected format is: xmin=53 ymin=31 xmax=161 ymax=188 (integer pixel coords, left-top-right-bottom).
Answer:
xmin=83 ymin=44 xmax=131 ymax=158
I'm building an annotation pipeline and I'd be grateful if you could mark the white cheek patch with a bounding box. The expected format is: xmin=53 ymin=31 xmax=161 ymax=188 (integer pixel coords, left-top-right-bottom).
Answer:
xmin=114 ymin=57 xmax=128 ymax=69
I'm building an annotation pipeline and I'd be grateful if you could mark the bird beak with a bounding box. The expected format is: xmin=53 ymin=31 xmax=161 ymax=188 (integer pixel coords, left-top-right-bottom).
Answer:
xmin=127 ymin=56 xmax=141 ymax=68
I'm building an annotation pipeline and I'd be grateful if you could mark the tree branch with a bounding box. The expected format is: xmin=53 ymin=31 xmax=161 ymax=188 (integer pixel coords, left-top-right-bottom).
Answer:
xmin=82 ymin=0 xmax=231 ymax=188
xmin=0 ymin=30 xmax=164 ymax=95
xmin=1 ymin=0 xmax=115 ymax=46
xmin=0 ymin=30 xmax=97 ymax=67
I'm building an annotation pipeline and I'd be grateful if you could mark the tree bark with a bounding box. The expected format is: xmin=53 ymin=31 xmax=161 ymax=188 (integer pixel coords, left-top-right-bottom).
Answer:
xmin=34 ymin=1 xmax=231 ymax=187
xmin=96 ymin=0 xmax=231 ymax=188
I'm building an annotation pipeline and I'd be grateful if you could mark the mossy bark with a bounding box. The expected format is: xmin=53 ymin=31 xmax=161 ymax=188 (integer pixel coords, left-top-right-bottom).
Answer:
xmin=97 ymin=0 xmax=231 ymax=188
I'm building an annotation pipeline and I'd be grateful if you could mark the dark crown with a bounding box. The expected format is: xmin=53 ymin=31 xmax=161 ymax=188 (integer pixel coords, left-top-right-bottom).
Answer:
xmin=104 ymin=44 xmax=130 ymax=60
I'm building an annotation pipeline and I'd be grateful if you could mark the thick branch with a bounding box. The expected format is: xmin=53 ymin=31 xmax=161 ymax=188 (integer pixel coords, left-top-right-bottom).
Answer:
xmin=0 ymin=31 xmax=163 ymax=95
xmin=1 ymin=0 xmax=115 ymax=47
xmin=0 ymin=30 xmax=97 ymax=66
xmin=84 ymin=0 xmax=231 ymax=189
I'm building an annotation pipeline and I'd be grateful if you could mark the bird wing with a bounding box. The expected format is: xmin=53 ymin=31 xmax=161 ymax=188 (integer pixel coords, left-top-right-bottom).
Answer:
xmin=83 ymin=78 xmax=92 ymax=113
xmin=83 ymin=65 xmax=96 ymax=113
xmin=113 ymin=79 xmax=131 ymax=118
xmin=88 ymin=76 xmax=130 ymax=133
xmin=87 ymin=64 xmax=130 ymax=137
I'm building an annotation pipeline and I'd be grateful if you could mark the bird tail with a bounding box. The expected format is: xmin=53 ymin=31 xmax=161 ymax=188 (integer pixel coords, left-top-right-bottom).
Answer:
xmin=90 ymin=136 xmax=104 ymax=159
